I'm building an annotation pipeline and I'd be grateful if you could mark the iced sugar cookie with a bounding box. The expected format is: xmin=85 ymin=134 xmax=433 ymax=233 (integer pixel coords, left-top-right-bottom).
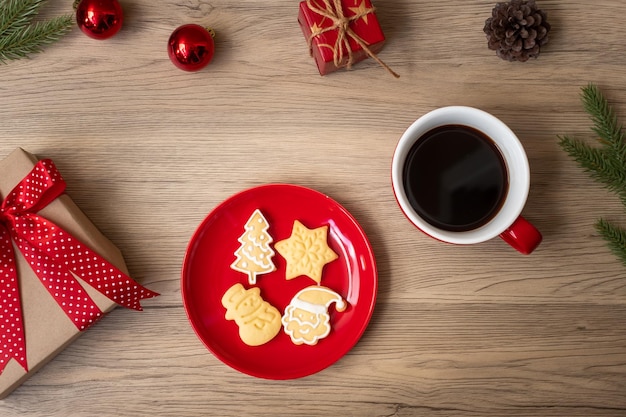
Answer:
xmin=231 ymin=209 xmax=276 ymax=285
xmin=281 ymin=285 xmax=347 ymax=345
xmin=274 ymin=220 xmax=338 ymax=284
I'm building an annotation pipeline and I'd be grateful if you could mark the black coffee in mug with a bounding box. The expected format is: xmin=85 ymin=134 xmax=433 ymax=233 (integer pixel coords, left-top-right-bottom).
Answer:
xmin=402 ymin=124 xmax=509 ymax=232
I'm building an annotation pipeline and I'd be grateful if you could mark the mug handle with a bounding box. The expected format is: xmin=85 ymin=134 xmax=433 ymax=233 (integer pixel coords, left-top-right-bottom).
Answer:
xmin=499 ymin=216 xmax=542 ymax=255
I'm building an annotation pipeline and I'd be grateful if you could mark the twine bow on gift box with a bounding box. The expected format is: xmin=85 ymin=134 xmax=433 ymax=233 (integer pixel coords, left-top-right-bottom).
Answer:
xmin=306 ymin=0 xmax=399 ymax=78
xmin=0 ymin=159 xmax=159 ymax=374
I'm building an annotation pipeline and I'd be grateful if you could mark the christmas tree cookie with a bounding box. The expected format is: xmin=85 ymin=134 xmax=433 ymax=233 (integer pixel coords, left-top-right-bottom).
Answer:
xmin=231 ymin=209 xmax=276 ymax=285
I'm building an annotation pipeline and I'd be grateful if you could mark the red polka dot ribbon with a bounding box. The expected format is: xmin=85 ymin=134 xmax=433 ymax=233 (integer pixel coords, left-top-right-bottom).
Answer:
xmin=0 ymin=159 xmax=159 ymax=374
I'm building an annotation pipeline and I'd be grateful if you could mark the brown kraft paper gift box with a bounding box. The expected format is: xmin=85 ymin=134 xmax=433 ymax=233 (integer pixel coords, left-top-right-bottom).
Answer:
xmin=0 ymin=148 xmax=132 ymax=399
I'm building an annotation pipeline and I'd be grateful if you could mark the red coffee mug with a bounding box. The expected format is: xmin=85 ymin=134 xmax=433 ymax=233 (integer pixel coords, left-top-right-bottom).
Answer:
xmin=391 ymin=106 xmax=542 ymax=254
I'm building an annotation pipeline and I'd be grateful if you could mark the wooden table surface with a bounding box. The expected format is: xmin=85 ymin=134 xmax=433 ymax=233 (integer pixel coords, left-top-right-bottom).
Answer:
xmin=1 ymin=0 xmax=626 ymax=415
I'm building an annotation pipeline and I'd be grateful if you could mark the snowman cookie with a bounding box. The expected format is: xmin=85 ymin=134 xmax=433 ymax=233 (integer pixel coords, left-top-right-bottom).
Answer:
xmin=221 ymin=283 xmax=281 ymax=346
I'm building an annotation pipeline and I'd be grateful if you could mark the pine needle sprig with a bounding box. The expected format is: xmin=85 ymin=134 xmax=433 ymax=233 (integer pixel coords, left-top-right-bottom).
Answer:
xmin=596 ymin=218 xmax=626 ymax=266
xmin=580 ymin=84 xmax=626 ymax=165
xmin=559 ymin=84 xmax=626 ymax=206
xmin=558 ymin=83 xmax=626 ymax=267
xmin=0 ymin=0 xmax=44 ymax=36
xmin=559 ymin=133 xmax=626 ymax=206
xmin=0 ymin=0 xmax=73 ymax=63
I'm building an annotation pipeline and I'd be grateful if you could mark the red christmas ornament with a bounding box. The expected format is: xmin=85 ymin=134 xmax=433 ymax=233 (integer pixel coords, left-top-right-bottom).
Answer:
xmin=168 ymin=24 xmax=215 ymax=72
xmin=75 ymin=0 xmax=123 ymax=40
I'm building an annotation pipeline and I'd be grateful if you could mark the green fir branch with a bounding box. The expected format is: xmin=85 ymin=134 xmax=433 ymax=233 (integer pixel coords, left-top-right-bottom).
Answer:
xmin=559 ymin=83 xmax=626 ymax=267
xmin=596 ymin=218 xmax=626 ymax=267
xmin=580 ymin=83 xmax=626 ymax=164
xmin=558 ymin=134 xmax=626 ymax=205
xmin=0 ymin=0 xmax=73 ymax=63
xmin=0 ymin=0 xmax=43 ymax=36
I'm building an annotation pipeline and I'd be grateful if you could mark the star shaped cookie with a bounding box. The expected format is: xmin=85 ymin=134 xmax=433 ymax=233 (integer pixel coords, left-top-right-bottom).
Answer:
xmin=274 ymin=220 xmax=338 ymax=284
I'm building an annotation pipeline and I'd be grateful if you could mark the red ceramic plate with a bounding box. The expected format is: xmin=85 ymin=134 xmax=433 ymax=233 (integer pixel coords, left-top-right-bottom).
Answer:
xmin=181 ymin=184 xmax=377 ymax=379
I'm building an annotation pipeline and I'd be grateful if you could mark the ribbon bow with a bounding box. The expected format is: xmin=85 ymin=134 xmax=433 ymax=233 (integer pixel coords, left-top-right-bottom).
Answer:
xmin=306 ymin=0 xmax=399 ymax=78
xmin=0 ymin=159 xmax=159 ymax=374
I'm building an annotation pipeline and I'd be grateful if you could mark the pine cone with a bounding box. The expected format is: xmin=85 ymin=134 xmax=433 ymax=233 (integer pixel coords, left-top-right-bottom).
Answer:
xmin=483 ymin=0 xmax=551 ymax=62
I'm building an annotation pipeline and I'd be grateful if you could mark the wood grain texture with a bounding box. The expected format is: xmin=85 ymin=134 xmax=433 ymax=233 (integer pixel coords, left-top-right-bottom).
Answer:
xmin=1 ymin=0 xmax=626 ymax=415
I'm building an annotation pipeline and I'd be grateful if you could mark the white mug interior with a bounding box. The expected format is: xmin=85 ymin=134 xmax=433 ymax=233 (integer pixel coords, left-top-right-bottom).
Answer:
xmin=391 ymin=106 xmax=530 ymax=245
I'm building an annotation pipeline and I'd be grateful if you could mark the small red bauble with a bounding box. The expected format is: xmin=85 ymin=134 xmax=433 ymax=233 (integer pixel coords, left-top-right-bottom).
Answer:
xmin=168 ymin=24 xmax=215 ymax=72
xmin=76 ymin=0 xmax=123 ymax=40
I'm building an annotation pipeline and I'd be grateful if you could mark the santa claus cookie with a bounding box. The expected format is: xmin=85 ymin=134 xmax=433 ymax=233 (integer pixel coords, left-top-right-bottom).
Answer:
xmin=274 ymin=220 xmax=338 ymax=284
xmin=281 ymin=285 xmax=347 ymax=346
xmin=222 ymin=283 xmax=282 ymax=346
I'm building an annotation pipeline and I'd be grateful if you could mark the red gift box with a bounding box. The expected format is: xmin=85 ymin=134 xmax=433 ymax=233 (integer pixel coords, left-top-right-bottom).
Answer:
xmin=298 ymin=0 xmax=397 ymax=77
